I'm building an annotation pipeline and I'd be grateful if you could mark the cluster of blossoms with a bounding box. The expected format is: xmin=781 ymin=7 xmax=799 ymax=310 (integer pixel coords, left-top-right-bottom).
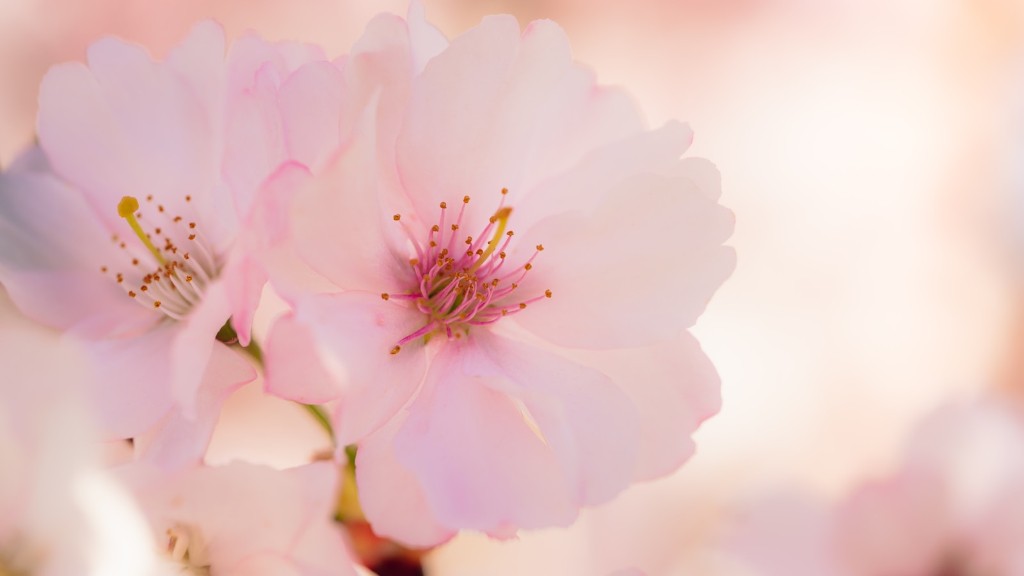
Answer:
xmin=727 ymin=398 xmax=1024 ymax=576
xmin=0 ymin=2 xmax=733 ymax=574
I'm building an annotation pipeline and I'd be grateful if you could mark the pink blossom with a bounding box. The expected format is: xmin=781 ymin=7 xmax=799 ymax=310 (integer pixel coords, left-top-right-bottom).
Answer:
xmin=0 ymin=22 xmax=337 ymax=466
xmin=727 ymin=398 xmax=1024 ymax=576
xmin=0 ymin=288 xmax=161 ymax=576
xmin=262 ymin=7 xmax=734 ymax=544
xmin=117 ymin=461 xmax=358 ymax=576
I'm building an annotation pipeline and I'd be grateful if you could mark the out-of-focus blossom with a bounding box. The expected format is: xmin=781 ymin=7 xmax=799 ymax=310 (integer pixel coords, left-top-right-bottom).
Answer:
xmin=0 ymin=21 xmax=344 ymax=466
xmin=727 ymin=397 xmax=1024 ymax=576
xmin=118 ymin=461 xmax=358 ymax=576
xmin=262 ymin=5 xmax=734 ymax=545
xmin=0 ymin=287 xmax=161 ymax=576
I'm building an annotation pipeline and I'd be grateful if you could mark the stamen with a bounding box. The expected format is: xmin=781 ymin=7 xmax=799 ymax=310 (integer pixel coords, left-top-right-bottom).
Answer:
xmin=381 ymin=187 xmax=550 ymax=352
xmin=117 ymin=196 xmax=165 ymax=265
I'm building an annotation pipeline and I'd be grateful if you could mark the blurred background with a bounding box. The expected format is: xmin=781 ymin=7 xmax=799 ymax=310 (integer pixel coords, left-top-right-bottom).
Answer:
xmin=2 ymin=0 xmax=1023 ymax=574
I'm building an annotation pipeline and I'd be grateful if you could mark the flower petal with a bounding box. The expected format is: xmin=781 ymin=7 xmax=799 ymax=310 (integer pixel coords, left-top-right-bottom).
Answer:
xmin=121 ymin=461 xmax=354 ymax=572
xmin=279 ymin=61 xmax=344 ymax=172
xmin=80 ymin=326 xmax=178 ymax=440
xmin=356 ymin=416 xmax=456 ymax=548
xmin=406 ymin=1 xmax=448 ymax=73
xmin=471 ymin=332 xmax=641 ymax=505
xmin=263 ymin=312 xmax=343 ymax=405
xmin=0 ymin=170 xmax=156 ymax=336
xmin=511 ymin=121 xmax=693 ymax=228
xmin=514 ymin=168 xmax=736 ymax=349
xmin=387 ymin=332 xmax=638 ymax=536
xmin=835 ymin=471 xmax=949 ymax=576
xmin=396 ymin=16 xmax=644 ymax=226
xmin=135 ymin=343 xmax=255 ymax=469
xmin=390 ymin=348 xmax=576 ymax=535
xmin=288 ymin=111 xmax=409 ymax=293
xmin=562 ymin=333 xmax=722 ymax=481
xmin=268 ymin=292 xmax=428 ymax=446
xmin=38 ymin=33 xmax=219 ymax=231
xmin=222 ymin=61 xmax=288 ymax=219
xmin=169 ymin=280 xmax=236 ymax=419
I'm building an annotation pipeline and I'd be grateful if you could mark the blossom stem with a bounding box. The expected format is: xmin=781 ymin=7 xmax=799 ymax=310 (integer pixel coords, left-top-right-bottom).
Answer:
xmin=215 ymin=320 xmax=334 ymax=441
xmin=304 ymin=404 xmax=335 ymax=441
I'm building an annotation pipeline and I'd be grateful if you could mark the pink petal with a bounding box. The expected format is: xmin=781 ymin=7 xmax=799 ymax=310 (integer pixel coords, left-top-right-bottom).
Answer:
xmin=263 ymin=312 xmax=343 ymax=405
xmin=220 ymin=248 xmax=266 ymax=348
xmin=834 ymin=471 xmax=950 ymax=576
xmin=244 ymin=162 xmax=338 ymax=301
xmin=38 ymin=34 xmax=219 ymax=231
xmin=726 ymin=492 xmax=841 ymax=576
xmin=222 ymin=62 xmax=288 ymax=219
xmin=395 ymin=15 xmax=551 ymax=225
xmin=396 ymin=16 xmax=644 ymax=226
xmin=170 ymin=279 xmax=236 ymax=419
xmin=512 ymin=121 xmax=693 ymax=228
xmin=470 ymin=332 xmax=641 ymax=506
xmin=562 ymin=333 xmax=722 ymax=482
xmin=225 ymin=34 xmax=289 ymax=95
xmin=227 ymin=554 xmax=302 ymax=576
xmin=391 ymin=349 xmax=575 ymax=534
xmin=340 ymin=14 xmax=417 ymax=200
xmin=289 ymin=113 xmax=409 ymax=293
xmin=278 ymin=61 xmax=344 ymax=172
xmin=386 ymin=333 xmax=639 ymax=535
xmin=122 ymin=461 xmax=353 ymax=572
xmin=0 ymin=171 xmax=156 ymax=336
xmin=514 ymin=168 xmax=736 ymax=349
xmin=135 ymin=343 xmax=255 ymax=469
xmin=80 ymin=325 xmax=178 ymax=440
xmin=356 ymin=416 xmax=456 ymax=548
xmin=165 ymin=21 xmax=227 ymax=129
xmin=268 ymin=292 xmax=428 ymax=446
xmin=406 ymin=1 xmax=448 ymax=73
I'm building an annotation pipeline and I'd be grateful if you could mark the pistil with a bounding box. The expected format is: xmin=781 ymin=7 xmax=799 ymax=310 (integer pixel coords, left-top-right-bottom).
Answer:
xmin=117 ymin=196 xmax=166 ymax=265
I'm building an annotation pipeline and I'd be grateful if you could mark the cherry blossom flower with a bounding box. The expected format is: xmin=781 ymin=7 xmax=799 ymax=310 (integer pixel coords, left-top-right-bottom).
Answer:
xmin=262 ymin=6 xmax=734 ymax=545
xmin=727 ymin=398 xmax=1024 ymax=576
xmin=0 ymin=288 xmax=162 ymax=576
xmin=0 ymin=22 xmax=337 ymax=466
xmin=118 ymin=461 xmax=358 ymax=576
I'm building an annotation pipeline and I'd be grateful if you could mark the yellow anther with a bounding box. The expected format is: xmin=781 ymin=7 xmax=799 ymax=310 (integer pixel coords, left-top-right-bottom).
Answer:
xmin=117 ymin=196 xmax=139 ymax=218
xmin=467 ymin=207 xmax=512 ymax=274
xmin=117 ymin=196 xmax=166 ymax=265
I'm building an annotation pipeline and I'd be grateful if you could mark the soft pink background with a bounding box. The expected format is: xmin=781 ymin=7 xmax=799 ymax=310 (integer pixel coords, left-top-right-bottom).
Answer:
xmin=3 ymin=1 xmax=1023 ymax=574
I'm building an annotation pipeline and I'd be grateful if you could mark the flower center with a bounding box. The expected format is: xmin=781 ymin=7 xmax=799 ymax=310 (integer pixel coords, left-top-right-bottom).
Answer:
xmin=102 ymin=195 xmax=218 ymax=320
xmin=165 ymin=524 xmax=211 ymax=575
xmin=383 ymin=189 xmax=551 ymax=354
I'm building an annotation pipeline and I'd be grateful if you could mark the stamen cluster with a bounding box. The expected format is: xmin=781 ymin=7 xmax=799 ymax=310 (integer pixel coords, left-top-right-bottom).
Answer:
xmin=166 ymin=524 xmax=211 ymax=575
xmin=383 ymin=189 xmax=551 ymax=354
xmin=103 ymin=195 xmax=219 ymax=320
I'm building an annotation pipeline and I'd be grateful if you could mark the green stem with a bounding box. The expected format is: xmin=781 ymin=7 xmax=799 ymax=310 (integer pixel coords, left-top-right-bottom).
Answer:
xmin=304 ymin=404 xmax=335 ymax=441
xmin=217 ymin=320 xmax=333 ymax=442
